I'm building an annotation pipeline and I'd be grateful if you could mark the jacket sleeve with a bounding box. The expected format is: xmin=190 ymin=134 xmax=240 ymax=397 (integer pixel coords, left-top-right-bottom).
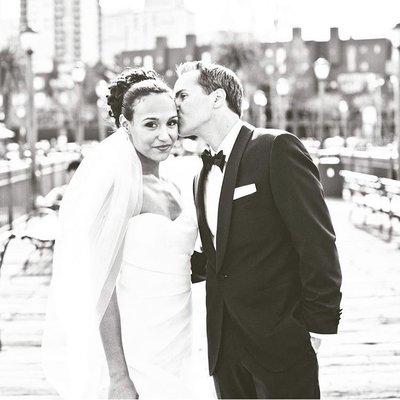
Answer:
xmin=269 ymin=133 xmax=342 ymax=334
xmin=191 ymin=251 xmax=207 ymax=283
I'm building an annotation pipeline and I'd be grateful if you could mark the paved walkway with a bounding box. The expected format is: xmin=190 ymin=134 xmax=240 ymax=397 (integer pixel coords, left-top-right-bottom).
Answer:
xmin=0 ymin=199 xmax=399 ymax=399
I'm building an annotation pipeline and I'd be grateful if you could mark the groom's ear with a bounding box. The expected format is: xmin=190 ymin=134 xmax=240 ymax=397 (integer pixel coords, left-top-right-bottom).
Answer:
xmin=212 ymin=88 xmax=227 ymax=109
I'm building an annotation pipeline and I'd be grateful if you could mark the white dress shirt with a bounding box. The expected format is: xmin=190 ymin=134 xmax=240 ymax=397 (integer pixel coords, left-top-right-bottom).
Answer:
xmin=204 ymin=120 xmax=243 ymax=248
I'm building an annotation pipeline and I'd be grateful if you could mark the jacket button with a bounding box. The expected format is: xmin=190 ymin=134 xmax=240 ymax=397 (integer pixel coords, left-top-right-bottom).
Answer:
xmin=223 ymin=274 xmax=228 ymax=279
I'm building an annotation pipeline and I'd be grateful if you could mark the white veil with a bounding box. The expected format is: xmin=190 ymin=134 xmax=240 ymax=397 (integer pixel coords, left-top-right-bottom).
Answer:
xmin=42 ymin=128 xmax=143 ymax=399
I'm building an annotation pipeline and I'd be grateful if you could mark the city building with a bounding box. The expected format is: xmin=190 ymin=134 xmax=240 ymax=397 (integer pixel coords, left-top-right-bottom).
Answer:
xmin=0 ymin=0 xmax=102 ymax=72
xmin=0 ymin=1 xmax=21 ymax=49
xmin=116 ymin=27 xmax=393 ymax=142
xmin=102 ymin=0 xmax=195 ymax=66
xmin=29 ymin=0 xmax=55 ymax=72
xmin=54 ymin=0 xmax=102 ymax=68
xmin=118 ymin=26 xmax=391 ymax=88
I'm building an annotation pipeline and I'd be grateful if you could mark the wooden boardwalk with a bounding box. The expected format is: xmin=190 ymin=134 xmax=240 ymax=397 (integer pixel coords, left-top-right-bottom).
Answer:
xmin=0 ymin=199 xmax=399 ymax=398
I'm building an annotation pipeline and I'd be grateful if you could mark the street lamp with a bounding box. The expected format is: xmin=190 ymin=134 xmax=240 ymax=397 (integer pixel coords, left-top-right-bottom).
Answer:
xmin=390 ymin=23 xmax=400 ymax=178
xmin=95 ymin=80 xmax=109 ymax=142
xmin=253 ymin=90 xmax=268 ymax=127
xmin=338 ymin=100 xmax=349 ymax=146
xmin=362 ymin=105 xmax=377 ymax=143
xmin=72 ymin=62 xmax=86 ymax=145
xmin=276 ymin=77 xmax=290 ymax=130
xmin=20 ymin=25 xmax=38 ymax=210
xmin=314 ymin=57 xmax=330 ymax=144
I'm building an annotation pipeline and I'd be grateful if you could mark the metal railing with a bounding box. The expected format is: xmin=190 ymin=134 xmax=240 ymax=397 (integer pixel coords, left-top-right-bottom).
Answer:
xmin=0 ymin=154 xmax=78 ymax=230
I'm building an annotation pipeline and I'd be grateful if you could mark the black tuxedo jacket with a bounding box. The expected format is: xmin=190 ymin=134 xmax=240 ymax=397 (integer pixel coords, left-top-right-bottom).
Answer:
xmin=192 ymin=124 xmax=342 ymax=375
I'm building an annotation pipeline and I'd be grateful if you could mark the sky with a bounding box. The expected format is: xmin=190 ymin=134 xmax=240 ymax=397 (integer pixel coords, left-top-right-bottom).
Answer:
xmin=99 ymin=0 xmax=400 ymax=41
xmin=1 ymin=0 xmax=399 ymax=42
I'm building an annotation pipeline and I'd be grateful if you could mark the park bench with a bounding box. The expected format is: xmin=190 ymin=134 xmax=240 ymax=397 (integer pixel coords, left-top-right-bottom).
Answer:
xmin=380 ymin=178 xmax=400 ymax=241
xmin=340 ymin=170 xmax=400 ymax=242
xmin=0 ymin=206 xmax=57 ymax=276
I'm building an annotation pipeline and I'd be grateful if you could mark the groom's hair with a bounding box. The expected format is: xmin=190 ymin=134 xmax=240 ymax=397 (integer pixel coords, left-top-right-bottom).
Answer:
xmin=176 ymin=61 xmax=243 ymax=117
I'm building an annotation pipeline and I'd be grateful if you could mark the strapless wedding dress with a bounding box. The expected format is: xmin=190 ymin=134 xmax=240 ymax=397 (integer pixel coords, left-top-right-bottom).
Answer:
xmin=117 ymin=210 xmax=200 ymax=399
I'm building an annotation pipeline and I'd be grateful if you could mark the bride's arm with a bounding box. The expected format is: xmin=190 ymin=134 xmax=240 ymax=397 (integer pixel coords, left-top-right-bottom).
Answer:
xmin=100 ymin=289 xmax=139 ymax=399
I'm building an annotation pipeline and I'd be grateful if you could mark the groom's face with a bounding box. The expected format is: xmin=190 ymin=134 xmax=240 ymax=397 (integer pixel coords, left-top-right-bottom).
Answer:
xmin=174 ymin=70 xmax=214 ymax=138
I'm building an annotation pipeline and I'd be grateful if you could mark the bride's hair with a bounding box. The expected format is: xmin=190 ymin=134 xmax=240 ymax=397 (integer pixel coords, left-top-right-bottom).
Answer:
xmin=107 ymin=67 xmax=172 ymax=128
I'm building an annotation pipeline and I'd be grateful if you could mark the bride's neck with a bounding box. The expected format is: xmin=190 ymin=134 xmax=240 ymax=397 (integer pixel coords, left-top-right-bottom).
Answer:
xmin=137 ymin=151 xmax=159 ymax=177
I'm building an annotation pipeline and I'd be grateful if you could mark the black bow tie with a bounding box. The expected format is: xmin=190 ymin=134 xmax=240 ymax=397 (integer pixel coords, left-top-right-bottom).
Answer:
xmin=201 ymin=149 xmax=226 ymax=172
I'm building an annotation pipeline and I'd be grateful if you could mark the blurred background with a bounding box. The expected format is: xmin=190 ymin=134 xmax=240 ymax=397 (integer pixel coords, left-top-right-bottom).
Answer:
xmin=0 ymin=0 xmax=399 ymax=398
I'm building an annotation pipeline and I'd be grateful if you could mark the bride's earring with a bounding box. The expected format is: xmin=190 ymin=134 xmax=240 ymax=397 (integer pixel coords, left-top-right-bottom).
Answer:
xmin=124 ymin=124 xmax=134 ymax=145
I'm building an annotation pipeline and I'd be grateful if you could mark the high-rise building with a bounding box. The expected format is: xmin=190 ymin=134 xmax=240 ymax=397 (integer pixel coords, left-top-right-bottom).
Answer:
xmin=0 ymin=1 xmax=101 ymax=72
xmin=102 ymin=0 xmax=195 ymax=66
xmin=54 ymin=0 xmax=101 ymax=68
xmin=0 ymin=1 xmax=20 ymax=49
xmin=29 ymin=0 xmax=55 ymax=72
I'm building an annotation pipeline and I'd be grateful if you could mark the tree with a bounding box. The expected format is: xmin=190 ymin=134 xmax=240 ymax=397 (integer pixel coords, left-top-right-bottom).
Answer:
xmin=0 ymin=46 xmax=24 ymax=127
xmin=211 ymin=33 xmax=264 ymax=88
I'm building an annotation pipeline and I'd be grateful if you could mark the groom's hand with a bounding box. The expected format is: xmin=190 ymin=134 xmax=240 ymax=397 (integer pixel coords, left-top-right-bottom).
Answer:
xmin=109 ymin=375 xmax=139 ymax=399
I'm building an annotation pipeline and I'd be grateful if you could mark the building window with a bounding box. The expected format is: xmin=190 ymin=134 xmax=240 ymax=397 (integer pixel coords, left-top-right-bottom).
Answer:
xmin=360 ymin=45 xmax=368 ymax=54
xmin=360 ymin=61 xmax=369 ymax=71
xmin=276 ymin=48 xmax=286 ymax=66
xmin=330 ymin=81 xmax=338 ymax=89
xmin=134 ymin=56 xmax=142 ymax=65
xmin=374 ymin=44 xmax=381 ymax=54
xmin=143 ymin=55 xmax=153 ymax=69
xmin=265 ymin=65 xmax=274 ymax=75
xmin=185 ymin=54 xmax=193 ymax=61
xmin=156 ymin=56 xmax=163 ymax=65
xmin=201 ymin=52 xmax=211 ymax=63
xmin=123 ymin=57 xmax=131 ymax=66
xmin=301 ymin=62 xmax=309 ymax=73
xmin=347 ymin=45 xmax=357 ymax=72
xmin=265 ymin=48 xmax=274 ymax=58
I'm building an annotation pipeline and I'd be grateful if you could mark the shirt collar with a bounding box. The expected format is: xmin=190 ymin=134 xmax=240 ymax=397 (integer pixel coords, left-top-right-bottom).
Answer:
xmin=212 ymin=119 xmax=243 ymax=162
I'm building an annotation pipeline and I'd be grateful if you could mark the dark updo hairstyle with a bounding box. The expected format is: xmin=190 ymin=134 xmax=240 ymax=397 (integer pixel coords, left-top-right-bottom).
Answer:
xmin=107 ymin=67 xmax=172 ymax=128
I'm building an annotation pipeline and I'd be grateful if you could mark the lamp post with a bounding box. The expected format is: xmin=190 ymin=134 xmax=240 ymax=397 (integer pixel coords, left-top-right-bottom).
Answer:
xmin=314 ymin=58 xmax=330 ymax=144
xmin=95 ymin=80 xmax=109 ymax=142
xmin=390 ymin=22 xmax=400 ymax=179
xmin=373 ymin=77 xmax=385 ymax=145
xmin=20 ymin=26 xmax=38 ymax=209
xmin=0 ymin=94 xmax=3 ymax=121
xmin=338 ymin=100 xmax=349 ymax=147
xmin=253 ymin=90 xmax=268 ymax=128
xmin=72 ymin=62 xmax=86 ymax=146
xmin=276 ymin=77 xmax=290 ymax=130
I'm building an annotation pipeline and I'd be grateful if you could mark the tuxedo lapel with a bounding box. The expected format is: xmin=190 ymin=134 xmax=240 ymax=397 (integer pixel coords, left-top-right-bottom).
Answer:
xmin=216 ymin=125 xmax=252 ymax=273
xmin=195 ymin=165 xmax=217 ymax=265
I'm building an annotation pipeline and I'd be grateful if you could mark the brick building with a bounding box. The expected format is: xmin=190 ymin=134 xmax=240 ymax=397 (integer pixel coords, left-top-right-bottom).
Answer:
xmin=116 ymin=27 xmax=395 ymax=142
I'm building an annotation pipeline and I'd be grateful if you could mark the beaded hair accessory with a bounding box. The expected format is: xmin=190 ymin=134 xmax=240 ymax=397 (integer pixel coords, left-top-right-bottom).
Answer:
xmin=107 ymin=68 xmax=158 ymax=122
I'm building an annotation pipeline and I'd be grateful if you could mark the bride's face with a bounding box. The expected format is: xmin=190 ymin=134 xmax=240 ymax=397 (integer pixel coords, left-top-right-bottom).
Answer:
xmin=125 ymin=93 xmax=178 ymax=162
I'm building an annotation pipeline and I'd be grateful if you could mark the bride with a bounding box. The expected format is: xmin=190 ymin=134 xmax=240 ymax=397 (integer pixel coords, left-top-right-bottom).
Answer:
xmin=42 ymin=68 xmax=201 ymax=399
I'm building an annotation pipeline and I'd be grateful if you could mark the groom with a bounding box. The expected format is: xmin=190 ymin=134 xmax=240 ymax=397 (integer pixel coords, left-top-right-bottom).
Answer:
xmin=174 ymin=61 xmax=342 ymax=399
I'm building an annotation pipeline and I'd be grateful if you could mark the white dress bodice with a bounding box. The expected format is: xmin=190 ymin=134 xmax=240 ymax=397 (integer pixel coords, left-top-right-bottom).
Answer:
xmin=116 ymin=210 xmax=199 ymax=399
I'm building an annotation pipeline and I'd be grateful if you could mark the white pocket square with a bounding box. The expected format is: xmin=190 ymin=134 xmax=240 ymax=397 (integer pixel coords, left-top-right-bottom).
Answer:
xmin=233 ymin=183 xmax=257 ymax=200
